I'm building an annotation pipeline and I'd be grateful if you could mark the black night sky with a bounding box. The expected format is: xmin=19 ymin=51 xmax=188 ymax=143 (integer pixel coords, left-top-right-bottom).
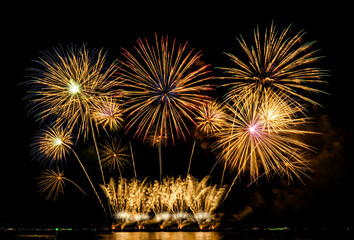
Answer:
xmin=1 ymin=2 xmax=353 ymax=230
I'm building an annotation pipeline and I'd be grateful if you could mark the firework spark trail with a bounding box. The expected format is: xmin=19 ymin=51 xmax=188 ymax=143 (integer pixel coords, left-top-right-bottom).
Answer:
xmin=147 ymin=130 xmax=169 ymax=181
xmin=184 ymin=175 xmax=226 ymax=229
xmin=186 ymin=140 xmax=196 ymax=176
xmin=185 ymin=175 xmax=221 ymax=214
xmin=129 ymin=141 xmax=137 ymax=179
xmin=119 ymin=34 xmax=213 ymax=145
xmin=63 ymin=139 xmax=108 ymax=213
xmin=195 ymin=100 xmax=227 ymax=178
xmin=147 ymin=179 xmax=173 ymax=216
xmin=220 ymin=23 xmax=328 ymax=105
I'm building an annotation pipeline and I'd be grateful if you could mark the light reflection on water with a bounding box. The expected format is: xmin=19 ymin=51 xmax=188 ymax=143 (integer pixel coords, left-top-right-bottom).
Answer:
xmin=98 ymin=232 xmax=224 ymax=240
xmin=5 ymin=231 xmax=354 ymax=240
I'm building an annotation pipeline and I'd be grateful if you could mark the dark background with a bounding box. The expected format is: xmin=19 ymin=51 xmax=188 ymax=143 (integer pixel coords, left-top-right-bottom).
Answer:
xmin=1 ymin=2 xmax=353 ymax=230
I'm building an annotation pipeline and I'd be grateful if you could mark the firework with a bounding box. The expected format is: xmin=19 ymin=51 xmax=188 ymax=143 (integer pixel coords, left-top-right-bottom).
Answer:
xmin=221 ymin=23 xmax=327 ymax=105
xmin=91 ymin=96 xmax=124 ymax=132
xmin=101 ymin=178 xmax=150 ymax=228
xmin=147 ymin=130 xmax=169 ymax=181
xmin=31 ymin=126 xmax=73 ymax=165
xmin=36 ymin=168 xmax=65 ymax=201
xmin=100 ymin=138 xmax=130 ymax=177
xmin=184 ymin=175 xmax=226 ymax=229
xmin=26 ymin=44 xmax=117 ymax=139
xmin=195 ymin=101 xmax=227 ymax=135
xmin=257 ymin=90 xmax=309 ymax=133
xmin=189 ymin=101 xmax=227 ymax=175
xmin=101 ymin=178 xmax=148 ymax=216
xmin=26 ymin=44 xmax=120 ymax=186
xmin=22 ymin=25 xmax=328 ymax=227
xmin=36 ymin=168 xmax=86 ymax=201
xmin=147 ymin=129 xmax=169 ymax=148
xmin=185 ymin=175 xmax=226 ymax=214
xmin=119 ymin=34 xmax=213 ymax=144
xmin=146 ymin=179 xmax=174 ymax=228
xmin=32 ymin=126 xmax=106 ymax=212
xmin=101 ymin=175 xmax=225 ymax=229
xmin=213 ymin=93 xmax=313 ymax=182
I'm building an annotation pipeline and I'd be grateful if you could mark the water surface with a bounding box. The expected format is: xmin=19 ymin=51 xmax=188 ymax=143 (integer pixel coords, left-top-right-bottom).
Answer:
xmin=2 ymin=230 xmax=354 ymax=240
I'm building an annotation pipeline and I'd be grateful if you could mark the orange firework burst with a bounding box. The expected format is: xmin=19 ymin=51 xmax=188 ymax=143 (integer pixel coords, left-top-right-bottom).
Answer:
xmin=31 ymin=126 xmax=73 ymax=165
xmin=100 ymin=138 xmax=130 ymax=175
xmin=91 ymin=96 xmax=124 ymax=132
xmin=195 ymin=101 xmax=227 ymax=135
xmin=213 ymin=92 xmax=313 ymax=182
xmin=36 ymin=168 xmax=65 ymax=201
xmin=147 ymin=129 xmax=169 ymax=148
xmin=31 ymin=126 xmax=107 ymax=211
xmin=26 ymin=45 xmax=117 ymax=139
xmin=36 ymin=168 xmax=86 ymax=201
xmin=119 ymin=35 xmax=213 ymax=144
xmin=221 ymin=23 xmax=327 ymax=105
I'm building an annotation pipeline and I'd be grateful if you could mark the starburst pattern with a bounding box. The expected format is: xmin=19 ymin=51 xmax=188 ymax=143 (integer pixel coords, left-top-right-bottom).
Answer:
xmin=195 ymin=101 xmax=226 ymax=135
xmin=221 ymin=23 xmax=327 ymax=105
xmin=31 ymin=126 xmax=73 ymax=165
xmin=213 ymin=92 xmax=313 ymax=181
xmin=36 ymin=169 xmax=66 ymax=201
xmin=92 ymin=96 xmax=124 ymax=132
xmin=26 ymin=45 xmax=117 ymax=138
xmin=100 ymin=138 xmax=129 ymax=173
xmin=119 ymin=35 xmax=213 ymax=144
xmin=36 ymin=168 xmax=86 ymax=201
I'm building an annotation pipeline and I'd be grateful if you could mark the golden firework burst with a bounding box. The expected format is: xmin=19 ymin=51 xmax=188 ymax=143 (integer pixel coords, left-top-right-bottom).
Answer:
xmin=213 ymin=92 xmax=313 ymax=181
xmin=100 ymin=138 xmax=130 ymax=174
xmin=36 ymin=168 xmax=86 ymax=201
xmin=31 ymin=126 xmax=73 ymax=165
xmin=221 ymin=23 xmax=327 ymax=105
xmin=92 ymin=96 xmax=124 ymax=132
xmin=119 ymin=35 xmax=213 ymax=144
xmin=195 ymin=101 xmax=227 ymax=135
xmin=27 ymin=45 xmax=117 ymax=139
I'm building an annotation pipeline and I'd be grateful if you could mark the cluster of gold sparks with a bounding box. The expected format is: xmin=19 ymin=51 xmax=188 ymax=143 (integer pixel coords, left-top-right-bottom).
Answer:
xmin=25 ymin=23 xmax=327 ymax=228
xmin=101 ymin=176 xmax=226 ymax=229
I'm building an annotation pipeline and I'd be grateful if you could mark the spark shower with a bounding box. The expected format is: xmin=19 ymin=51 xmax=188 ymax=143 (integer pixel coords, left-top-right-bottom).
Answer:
xmin=23 ymin=23 xmax=327 ymax=229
